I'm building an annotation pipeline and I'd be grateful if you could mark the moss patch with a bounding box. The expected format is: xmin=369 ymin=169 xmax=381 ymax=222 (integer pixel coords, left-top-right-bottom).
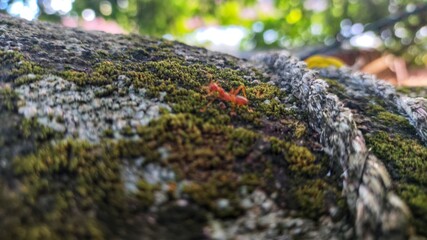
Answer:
xmin=0 ymin=111 xmax=343 ymax=238
xmin=0 ymin=88 xmax=60 ymax=178
xmin=61 ymin=61 xmax=118 ymax=86
xmin=0 ymin=44 xmax=347 ymax=238
xmin=6 ymin=140 xmax=125 ymax=239
xmin=365 ymin=131 xmax=427 ymax=236
xmin=397 ymin=86 xmax=427 ymax=98
xmin=125 ymin=113 xmax=342 ymax=220
xmin=293 ymin=179 xmax=345 ymax=219
xmin=0 ymin=50 xmax=45 ymax=83
xmin=398 ymin=184 xmax=427 ymax=235
xmin=324 ymin=79 xmax=348 ymax=100
xmin=365 ymin=131 xmax=427 ymax=185
xmin=366 ymin=103 xmax=414 ymax=134
xmin=57 ymin=56 xmax=294 ymax=131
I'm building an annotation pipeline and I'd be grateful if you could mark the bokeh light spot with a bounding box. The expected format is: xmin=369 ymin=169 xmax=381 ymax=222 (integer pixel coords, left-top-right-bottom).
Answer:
xmin=7 ymin=0 xmax=39 ymax=21
xmin=416 ymin=26 xmax=427 ymax=39
xmin=117 ymin=0 xmax=128 ymax=9
xmin=100 ymin=1 xmax=112 ymax=16
xmin=252 ymin=21 xmax=264 ymax=33
xmin=304 ymin=0 xmax=328 ymax=12
xmin=82 ymin=8 xmax=96 ymax=21
xmin=263 ymin=29 xmax=279 ymax=44
xmin=351 ymin=23 xmax=364 ymax=35
xmin=311 ymin=23 xmax=322 ymax=35
xmin=286 ymin=9 xmax=302 ymax=24
xmin=350 ymin=31 xmax=382 ymax=49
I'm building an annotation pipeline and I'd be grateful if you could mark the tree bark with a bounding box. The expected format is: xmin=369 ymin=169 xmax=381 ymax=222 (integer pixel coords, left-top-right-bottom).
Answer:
xmin=0 ymin=14 xmax=426 ymax=240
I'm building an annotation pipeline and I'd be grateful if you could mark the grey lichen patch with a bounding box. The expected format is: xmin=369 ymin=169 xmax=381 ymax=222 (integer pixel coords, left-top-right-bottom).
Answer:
xmin=208 ymin=189 xmax=352 ymax=239
xmin=14 ymin=75 xmax=171 ymax=142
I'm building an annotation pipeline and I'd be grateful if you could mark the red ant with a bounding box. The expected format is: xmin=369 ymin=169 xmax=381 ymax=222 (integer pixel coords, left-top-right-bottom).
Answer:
xmin=200 ymin=81 xmax=249 ymax=115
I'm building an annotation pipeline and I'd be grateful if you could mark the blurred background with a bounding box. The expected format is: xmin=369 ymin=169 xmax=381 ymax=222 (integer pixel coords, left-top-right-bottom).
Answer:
xmin=2 ymin=0 xmax=427 ymax=86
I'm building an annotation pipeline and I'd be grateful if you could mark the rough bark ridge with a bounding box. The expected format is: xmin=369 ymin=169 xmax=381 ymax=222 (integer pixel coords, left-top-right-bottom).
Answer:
xmin=0 ymin=14 xmax=426 ymax=240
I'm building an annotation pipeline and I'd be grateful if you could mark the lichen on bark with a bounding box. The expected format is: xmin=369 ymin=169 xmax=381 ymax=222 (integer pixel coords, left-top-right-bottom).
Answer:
xmin=0 ymin=14 xmax=426 ymax=240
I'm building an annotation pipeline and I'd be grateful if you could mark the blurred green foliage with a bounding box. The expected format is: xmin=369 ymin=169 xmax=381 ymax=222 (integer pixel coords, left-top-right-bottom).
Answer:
xmin=66 ymin=0 xmax=256 ymax=35
xmin=1 ymin=0 xmax=427 ymax=65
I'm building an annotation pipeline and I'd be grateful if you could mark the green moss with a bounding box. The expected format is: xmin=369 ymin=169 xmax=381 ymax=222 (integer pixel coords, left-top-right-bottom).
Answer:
xmin=0 ymin=50 xmax=45 ymax=83
xmin=58 ymin=58 xmax=259 ymax=124
xmin=182 ymin=175 xmax=244 ymax=218
xmin=94 ymin=84 xmax=116 ymax=97
xmin=324 ymin=79 xmax=347 ymax=99
xmin=279 ymin=119 xmax=307 ymax=139
xmin=0 ymin=88 xmax=61 ymax=157
xmin=128 ymin=113 xmax=333 ymax=218
xmin=10 ymin=140 xmax=126 ymax=239
xmin=293 ymin=179 xmax=333 ymax=219
xmin=398 ymin=184 xmax=427 ymax=236
xmin=102 ymin=129 xmax=114 ymax=138
xmin=366 ymin=131 xmax=427 ymax=235
xmin=0 ymin=87 xmax=16 ymax=111
xmin=376 ymin=111 xmax=411 ymax=128
xmin=61 ymin=61 xmax=118 ymax=86
xmin=54 ymin=54 xmax=295 ymax=133
xmin=136 ymin=179 xmax=157 ymax=209
xmin=14 ymin=74 xmax=43 ymax=86
xmin=397 ymin=86 xmax=427 ymax=98
xmin=366 ymin=103 xmax=414 ymax=133
xmin=366 ymin=131 xmax=427 ymax=185
xmin=270 ymin=136 xmax=320 ymax=175
xmin=293 ymin=122 xmax=307 ymax=138
xmin=228 ymin=127 xmax=259 ymax=157
xmin=128 ymin=113 xmax=268 ymax=217
xmin=19 ymin=118 xmax=58 ymax=141
xmin=120 ymin=125 xmax=135 ymax=137
xmin=254 ymin=98 xmax=289 ymax=120
xmin=13 ymin=61 xmax=44 ymax=76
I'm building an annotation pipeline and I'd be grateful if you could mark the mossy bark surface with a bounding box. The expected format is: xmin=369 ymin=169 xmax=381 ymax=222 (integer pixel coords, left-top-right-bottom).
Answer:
xmin=0 ymin=14 xmax=426 ymax=239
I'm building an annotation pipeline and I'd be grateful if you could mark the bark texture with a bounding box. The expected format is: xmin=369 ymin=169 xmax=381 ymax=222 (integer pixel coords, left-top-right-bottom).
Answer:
xmin=0 ymin=14 xmax=426 ymax=240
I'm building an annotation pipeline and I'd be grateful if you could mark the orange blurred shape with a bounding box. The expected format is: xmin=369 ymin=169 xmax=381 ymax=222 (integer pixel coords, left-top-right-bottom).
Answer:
xmin=362 ymin=54 xmax=408 ymax=86
xmin=335 ymin=50 xmax=427 ymax=87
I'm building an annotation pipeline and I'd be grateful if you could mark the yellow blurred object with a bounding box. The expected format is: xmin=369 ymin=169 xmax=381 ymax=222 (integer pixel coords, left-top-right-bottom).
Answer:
xmin=305 ymin=55 xmax=346 ymax=69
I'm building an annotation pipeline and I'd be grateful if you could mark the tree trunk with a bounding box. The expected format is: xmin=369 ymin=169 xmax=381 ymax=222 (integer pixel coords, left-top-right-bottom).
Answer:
xmin=0 ymin=14 xmax=426 ymax=240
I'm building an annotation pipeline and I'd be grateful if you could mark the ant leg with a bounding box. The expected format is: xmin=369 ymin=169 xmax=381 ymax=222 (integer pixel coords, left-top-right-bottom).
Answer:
xmin=229 ymin=88 xmax=236 ymax=96
xmin=230 ymin=85 xmax=247 ymax=98
xmin=241 ymin=85 xmax=247 ymax=98
xmin=200 ymin=98 xmax=216 ymax=112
